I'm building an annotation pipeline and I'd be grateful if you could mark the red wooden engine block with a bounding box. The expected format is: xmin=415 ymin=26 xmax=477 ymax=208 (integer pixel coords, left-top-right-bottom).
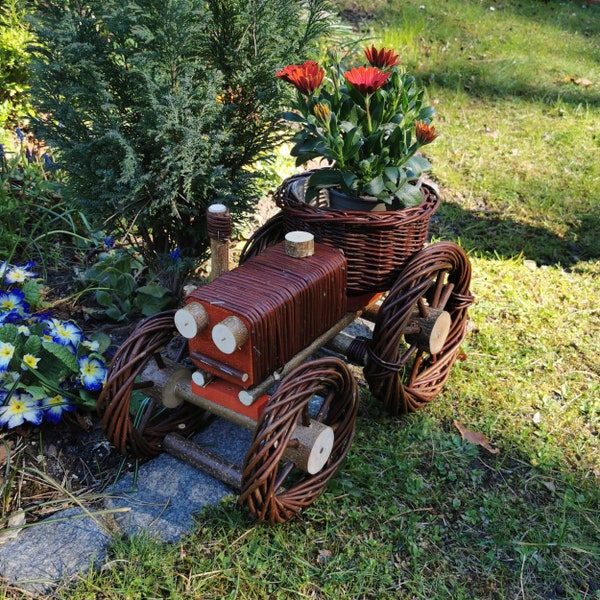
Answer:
xmin=174 ymin=239 xmax=347 ymax=418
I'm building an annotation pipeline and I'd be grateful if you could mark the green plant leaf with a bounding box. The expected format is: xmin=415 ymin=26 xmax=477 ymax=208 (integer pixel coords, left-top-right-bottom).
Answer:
xmin=363 ymin=176 xmax=385 ymax=196
xmin=105 ymin=305 xmax=127 ymax=322
xmin=282 ymin=111 xmax=305 ymax=123
xmin=116 ymin=273 xmax=137 ymax=297
xmin=88 ymin=332 xmax=112 ymax=354
xmin=23 ymin=335 xmax=42 ymax=356
xmin=136 ymin=284 xmax=171 ymax=299
xmin=41 ymin=340 xmax=79 ymax=373
xmin=22 ymin=279 xmax=44 ymax=309
xmin=26 ymin=386 xmax=47 ymax=401
xmin=134 ymin=294 xmax=172 ymax=316
xmin=405 ymin=155 xmax=431 ymax=174
xmin=394 ymin=183 xmax=425 ymax=208
xmin=95 ymin=290 xmax=114 ymax=308
xmin=0 ymin=324 xmax=19 ymax=344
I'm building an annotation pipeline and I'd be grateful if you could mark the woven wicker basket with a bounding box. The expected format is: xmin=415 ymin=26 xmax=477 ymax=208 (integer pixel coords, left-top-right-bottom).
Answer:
xmin=275 ymin=172 xmax=440 ymax=294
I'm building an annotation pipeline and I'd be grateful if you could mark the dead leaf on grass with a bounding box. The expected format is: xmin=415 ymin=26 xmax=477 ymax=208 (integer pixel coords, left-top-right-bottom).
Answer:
xmin=453 ymin=420 xmax=500 ymax=454
xmin=565 ymin=76 xmax=593 ymax=86
xmin=317 ymin=549 xmax=332 ymax=564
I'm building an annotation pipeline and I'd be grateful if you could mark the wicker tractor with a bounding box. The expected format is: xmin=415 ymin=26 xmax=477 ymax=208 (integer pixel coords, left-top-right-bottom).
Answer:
xmin=98 ymin=173 xmax=474 ymax=524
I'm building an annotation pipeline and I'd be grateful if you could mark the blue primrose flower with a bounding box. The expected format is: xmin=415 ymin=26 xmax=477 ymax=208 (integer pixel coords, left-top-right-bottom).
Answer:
xmin=15 ymin=127 xmax=25 ymax=142
xmin=42 ymin=153 xmax=53 ymax=166
xmin=169 ymin=247 xmax=181 ymax=261
xmin=0 ymin=309 xmax=22 ymax=325
xmin=0 ymin=289 xmax=29 ymax=314
xmin=0 ymin=144 xmax=4 ymax=159
xmin=4 ymin=262 xmax=35 ymax=284
xmin=42 ymin=395 xmax=76 ymax=424
xmin=103 ymin=237 xmax=115 ymax=250
xmin=0 ymin=392 xmax=43 ymax=428
xmin=45 ymin=318 xmax=82 ymax=350
xmin=78 ymin=356 xmax=107 ymax=391
xmin=0 ymin=341 xmax=16 ymax=371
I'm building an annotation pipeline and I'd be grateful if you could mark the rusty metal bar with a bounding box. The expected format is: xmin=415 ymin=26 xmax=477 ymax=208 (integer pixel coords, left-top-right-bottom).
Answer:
xmin=163 ymin=433 xmax=243 ymax=490
xmin=190 ymin=351 xmax=250 ymax=383
xmin=238 ymin=311 xmax=359 ymax=405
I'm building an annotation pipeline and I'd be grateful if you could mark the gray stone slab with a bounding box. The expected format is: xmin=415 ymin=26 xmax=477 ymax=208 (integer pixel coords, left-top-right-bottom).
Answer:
xmin=0 ymin=418 xmax=256 ymax=591
xmin=0 ymin=507 xmax=112 ymax=595
xmin=193 ymin=416 xmax=254 ymax=463
xmin=105 ymin=450 xmax=234 ymax=542
xmin=103 ymin=417 xmax=253 ymax=542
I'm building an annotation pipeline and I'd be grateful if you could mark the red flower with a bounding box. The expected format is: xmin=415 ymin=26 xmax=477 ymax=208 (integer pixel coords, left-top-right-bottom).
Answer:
xmin=276 ymin=60 xmax=325 ymax=95
xmin=415 ymin=121 xmax=437 ymax=145
xmin=364 ymin=45 xmax=400 ymax=69
xmin=344 ymin=66 xmax=390 ymax=95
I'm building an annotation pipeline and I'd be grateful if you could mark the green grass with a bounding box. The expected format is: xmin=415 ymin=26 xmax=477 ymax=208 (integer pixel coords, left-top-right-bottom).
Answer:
xmin=53 ymin=416 xmax=600 ymax=599
xmin=3 ymin=0 xmax=600 ymax=598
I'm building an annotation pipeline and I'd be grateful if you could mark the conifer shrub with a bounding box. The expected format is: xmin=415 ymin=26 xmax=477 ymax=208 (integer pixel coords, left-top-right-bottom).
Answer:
xmin=29 ymin=0 xmax=330 ymax=289
xmin=0 ymin=0 xmax=34 ymax=130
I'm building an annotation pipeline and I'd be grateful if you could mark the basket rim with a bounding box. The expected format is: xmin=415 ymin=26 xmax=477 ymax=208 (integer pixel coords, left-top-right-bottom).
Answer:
xmin=275 ymin=171 xmax=440 ymax=228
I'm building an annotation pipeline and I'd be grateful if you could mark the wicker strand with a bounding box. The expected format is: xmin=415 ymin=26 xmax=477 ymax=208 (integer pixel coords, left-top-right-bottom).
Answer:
xmin=275 ymin=172 xmax=440 ymax=293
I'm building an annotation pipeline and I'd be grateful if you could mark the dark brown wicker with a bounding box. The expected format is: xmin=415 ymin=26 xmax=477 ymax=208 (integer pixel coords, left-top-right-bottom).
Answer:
xmin=275 ymin=172 xmax=440 ymax=294
xmin=239 ymin=357 xmax=358 ymax=524
xmin=364 ymin=242 xmax=474 ymax=415
xmin=98 ymin=311 xmax=210 ymax=458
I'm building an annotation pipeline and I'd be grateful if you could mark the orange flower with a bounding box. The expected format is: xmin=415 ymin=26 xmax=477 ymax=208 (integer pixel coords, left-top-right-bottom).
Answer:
xmin=276 ymin=60 xmax=325 ymax=95
xmin=343 ymin=66 xmax=390 ymax=95
xmin=364 ymin=45 xmax=400 ymax=69
xmin=415 ymin=121 xmax=438 ymax=145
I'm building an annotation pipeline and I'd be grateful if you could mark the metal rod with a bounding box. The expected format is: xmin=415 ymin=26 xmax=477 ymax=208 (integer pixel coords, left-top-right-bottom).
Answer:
xmin=238 ymin=311 xmax=359 ymax=405
xmin=163 ymin=433 xmax=243 ymax=491
xmin=191 ymin=351 xmax=249 ymax=383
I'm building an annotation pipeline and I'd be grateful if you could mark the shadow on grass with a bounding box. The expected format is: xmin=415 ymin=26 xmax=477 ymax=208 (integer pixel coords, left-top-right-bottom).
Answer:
xmin=422 ymin=67 xmax=600 ymax=108
xmin=430 ymin=202 xmax=600 ymax=267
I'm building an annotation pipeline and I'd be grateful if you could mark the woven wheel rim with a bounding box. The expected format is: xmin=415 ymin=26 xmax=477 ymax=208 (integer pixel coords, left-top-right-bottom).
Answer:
xmin=239 ymin=357 xmax=358 ymax=524
xmin=364 ymin=242 xmax=474 ymax=415
xmin=98 ymin=310 xmax=206 ymax=458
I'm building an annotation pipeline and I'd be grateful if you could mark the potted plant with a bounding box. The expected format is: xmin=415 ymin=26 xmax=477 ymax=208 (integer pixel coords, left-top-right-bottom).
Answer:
xmin=276 ymin=45 xmax=438 ymax=211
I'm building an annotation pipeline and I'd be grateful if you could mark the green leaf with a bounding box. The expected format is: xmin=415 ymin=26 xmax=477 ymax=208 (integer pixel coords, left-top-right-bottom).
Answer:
xmin=307 ymin=169 xmax=345 ymax=189
xmin=394 ymin=183 xmax=425 ymax=208
xmin=134 ymin=294 xmax=172 ymax=316
xmin=23 ymin=335 xmax=42 ymax=356
xmin=106 ymin=305 xmax=127 ymax=322
xmin=384 ymin=167 xmax=401 ymax=185
xmin=363 ymin=176 xmax=385 ymax=196
xmin=116 ymin=273 xmax=136 ymax=297
xmin=42 ymin=340 xmax=79 ymax=373
xmin=136 ymin=284 xmax=171 ymax=299
xmin=95 ymin=290 xmax=114 ymax=308
xmin=26 ymin=386 xmax=47 ymax=401
xmin=405 ymin=155 xmax=431 ymax=174
xmin=0 ymin=324 xmax=19 ymax=344
xmin=88 ymin=332 xmax=112 ymax=354
xmin=282 ymin=111 xmax=305 ymax=123
xmin=22 ymin=280 xmax=44 ymax=310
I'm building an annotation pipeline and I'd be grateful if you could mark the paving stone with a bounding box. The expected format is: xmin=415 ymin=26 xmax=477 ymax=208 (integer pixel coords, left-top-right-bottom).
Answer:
xmin=0 ymin=418 xmax=253 ymax=592
xmin=0 ymin=507 xmax=112 ymax=595
xmin=104 ymin=449 xmax=235 ymax=542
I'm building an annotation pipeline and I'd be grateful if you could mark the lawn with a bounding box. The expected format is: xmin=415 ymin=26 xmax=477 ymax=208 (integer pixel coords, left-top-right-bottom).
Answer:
xmin=2 ymin=0 xmax=600 ymax=598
